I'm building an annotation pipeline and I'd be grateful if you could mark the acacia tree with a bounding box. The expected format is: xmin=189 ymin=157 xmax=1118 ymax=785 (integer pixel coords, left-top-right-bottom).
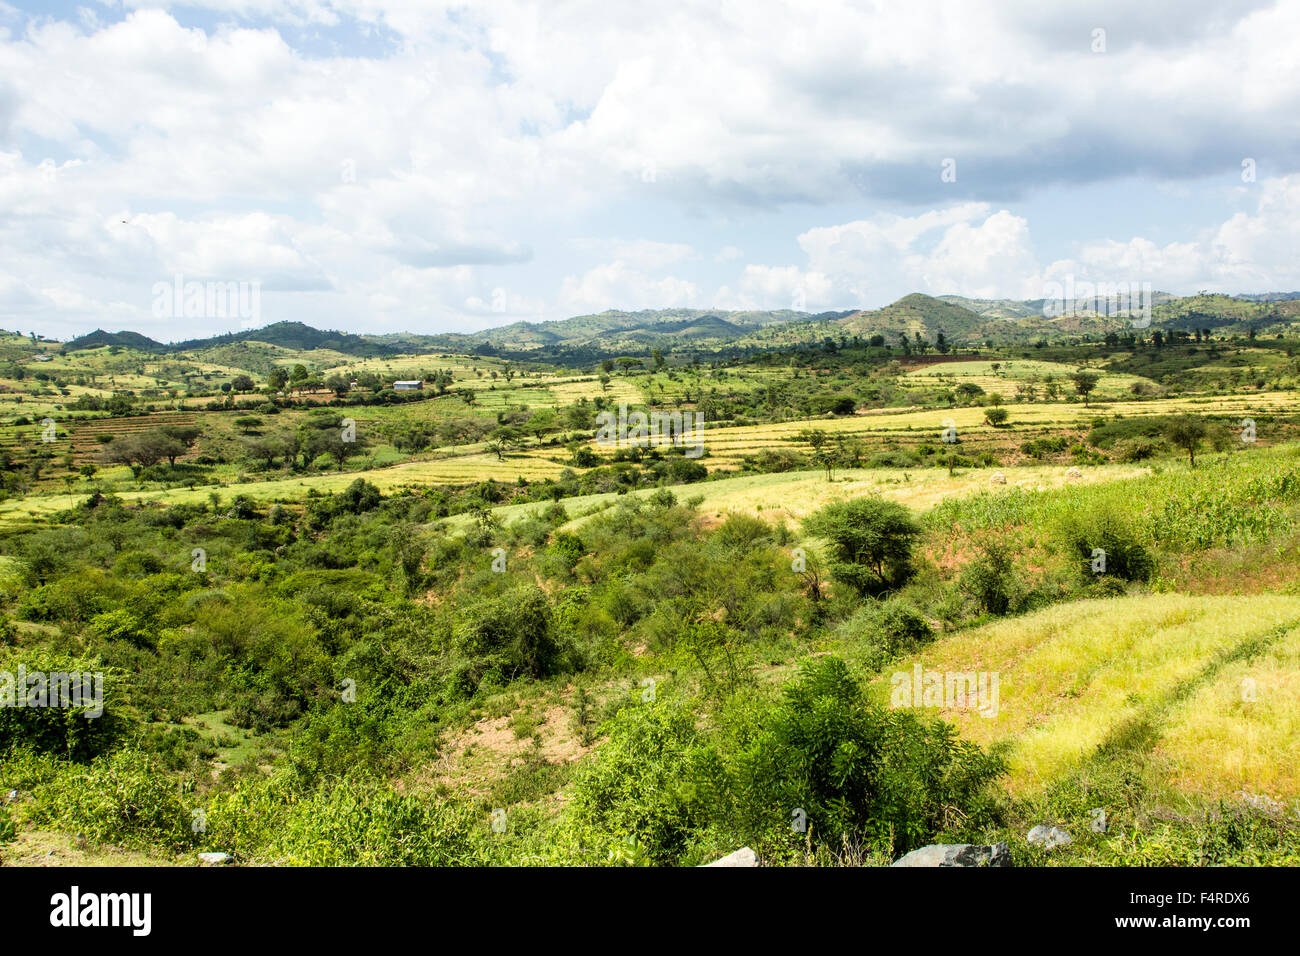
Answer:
xmin=1069 ymin=371 xmax=1100 ymax=406
xmin=160 ymin=425 xmax=202 ymax=464
xmin=102 ymin=430 xmax=183 ymax=475
xmin=802 ymin=497 xmax=921 ymax=595
xmin=800 ymin=429 xmax=834 ymax=480
xmin=486 ymin=426 xmax=522 ymax=461
xmin=1165 ymin=414 xmax=1207 ymax=467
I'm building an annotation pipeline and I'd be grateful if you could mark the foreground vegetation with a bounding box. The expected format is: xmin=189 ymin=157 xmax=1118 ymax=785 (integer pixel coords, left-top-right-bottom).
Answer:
xmin=2 ymin=317 xmax=1298 ymax=867
xmin=2 ymin=441 xmax=1298 ymax=865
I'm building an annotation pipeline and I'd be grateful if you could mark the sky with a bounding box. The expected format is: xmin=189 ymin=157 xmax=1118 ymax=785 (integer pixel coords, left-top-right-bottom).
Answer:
xmin=1 ymin=0 xmax=1298 ymax=342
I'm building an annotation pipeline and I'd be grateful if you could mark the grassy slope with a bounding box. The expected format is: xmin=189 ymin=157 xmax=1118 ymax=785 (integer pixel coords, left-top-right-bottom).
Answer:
xmin=439 ymin=462 xmax=1153 ymax=533
xmin=861 ymin=593 xmax=1300 ymax=804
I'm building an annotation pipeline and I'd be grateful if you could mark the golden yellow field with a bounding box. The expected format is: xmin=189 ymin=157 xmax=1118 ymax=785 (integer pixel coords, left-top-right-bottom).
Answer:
xmin=864 ymin=593 xmax=1300 ymax=801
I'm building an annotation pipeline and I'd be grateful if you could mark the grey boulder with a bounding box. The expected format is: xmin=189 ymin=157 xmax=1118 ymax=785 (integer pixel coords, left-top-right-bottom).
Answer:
xmin=1027 ymin=825 xmax=1073 ymax=849
xmin=702 ymin=847 xmax=759 ymax=867
xmin=891 ymin=843 xmax=1010 ymax=867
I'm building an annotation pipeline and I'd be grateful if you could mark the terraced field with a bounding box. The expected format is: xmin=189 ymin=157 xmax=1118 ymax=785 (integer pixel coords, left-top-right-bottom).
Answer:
xmin=2 ymin=388 xmax=1293 ymax=526
xmin=0 ymin=411 xmax=203 ymax=468
xmin=0 ymin=451 xmax=573 ymax=525
xmin=903 ymin=358 xmax=1157 ymax=400
xmin=693 ymin=390 xmax=1299 ymax=468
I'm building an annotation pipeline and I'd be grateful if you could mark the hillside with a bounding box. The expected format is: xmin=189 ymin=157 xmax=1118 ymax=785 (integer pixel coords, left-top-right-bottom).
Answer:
xmin=173 ymin=321 xmax=399 ymax=357
xmin=838 ymin=292 xmax=988 ymax=342
xmin=64 ymin=329 xmax=166 ymax=352
xmin=1153 ymin=293 xmax=1300 ymax=333
xmin=464 ymin=308 xmax=852 ymax=351
xmin=48 ymin=289 xmax=1300 ymax=364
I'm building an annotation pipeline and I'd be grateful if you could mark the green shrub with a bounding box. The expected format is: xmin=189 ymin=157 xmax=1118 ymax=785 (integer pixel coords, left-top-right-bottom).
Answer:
xmin=563 ymin=701 xmax=714 ymax=864
xmin=711 ymin=513 xmax=775 ymax=553
xmin=802 ymin=497 xmax=921 ymax=595
xmin=0 ymin=653 xmax=127 ymax=760
xmin=1056 ymin=506 xmax=1154 ymax=582
xmin=1020 ymin=436 xmax=1068 ymax=459
xmin=837 ymin=598 xmax=934 ymax=664
xmin=1114 ymin=436 xmax=1162 ymax=462
xmin=959 ymin=540 xmax=1022 ymax=616
xmin=0 ymin=805 xmax=15 ymax=849
xmin=451 ymin=584 xmax=563 ymax=693
xmin=265 ymin=777 xmax=488 ymax=866
xmin=547 ymin=532 xmax=586 ymax=569
xmin=722 ymin=657 xmax=1005 ymax=860
xmin=26 ymin=748 xmax=195 ymax=849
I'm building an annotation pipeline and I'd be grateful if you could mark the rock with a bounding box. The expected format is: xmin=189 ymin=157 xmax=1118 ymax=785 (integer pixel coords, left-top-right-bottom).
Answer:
xmin=891 ymin=843 xmax=1010 ymax=867
xmin=1065 ymin=467 xmax=1082 ymax=479
xmin=1237 ymin=790 xmax=1284 ymax=815
xmin=198 ymin=852 xmax=233 ymax=866
xmin=990 ymin=472 xmax=1007 ymax=485
xmin=4 ymin=789 xmax=15 ymax=804
xmin=1027 ymin=825 xmax=1073 ymax=849
xmin=702 ymin=847 xmax=758 ymax=867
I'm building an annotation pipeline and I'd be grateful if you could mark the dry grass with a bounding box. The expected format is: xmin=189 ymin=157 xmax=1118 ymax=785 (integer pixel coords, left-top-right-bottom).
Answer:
xmin=1155 ymin=623 xmax=1300 ymax=801
xmin=862 ymin=593 xmax=1300 ymax=799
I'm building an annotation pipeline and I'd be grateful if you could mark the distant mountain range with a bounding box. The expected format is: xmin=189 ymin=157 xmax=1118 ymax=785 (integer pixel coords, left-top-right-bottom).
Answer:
xmin=59 ymin=290 xmax=1300 ymax=360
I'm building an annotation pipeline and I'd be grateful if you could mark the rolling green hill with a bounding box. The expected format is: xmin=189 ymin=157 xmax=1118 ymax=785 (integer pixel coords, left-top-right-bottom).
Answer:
xmin=47 ymin=290 xmax=1300 ymax=367
xmin=64 ymin=329 xmax=166 ymax=352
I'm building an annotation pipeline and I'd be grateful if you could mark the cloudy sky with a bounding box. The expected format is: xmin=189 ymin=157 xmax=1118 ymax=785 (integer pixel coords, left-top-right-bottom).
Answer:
xmin=2 ymin=0 xmax=1298 ymax=341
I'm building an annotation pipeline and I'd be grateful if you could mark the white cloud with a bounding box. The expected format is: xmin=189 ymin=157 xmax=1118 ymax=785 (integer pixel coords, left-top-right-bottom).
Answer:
xmin=790 ymin=204 xmax=1039 ymax=304
xmin=559 ymin=261 xmax=700 ymax=312
xmin=714 ymin=265 xmax=835 ymax=312
xmin=2 ymin=2 xmax=1300 ymax=336
xmin=1041 ymin=177 xmax=1300 ymax=293
xmin=570 ymin=238 xmax=695 ymax=271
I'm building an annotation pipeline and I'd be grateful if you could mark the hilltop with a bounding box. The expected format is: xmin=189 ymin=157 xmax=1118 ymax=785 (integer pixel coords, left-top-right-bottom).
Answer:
xmin=46 ymin=289 xmax=1300 ymax=365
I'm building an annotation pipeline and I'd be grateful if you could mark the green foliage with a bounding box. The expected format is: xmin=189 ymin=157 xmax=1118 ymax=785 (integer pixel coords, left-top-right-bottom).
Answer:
xmin=1114 ymin=436 xmax=1162 ymax=462
xmin=263 ymin=777 xmax=488 ymax=866
xmin=959 ymin=540 xmax=1023 ymax=616
xmin=0 ymin=652 xmax=127 ymax=760
xmin=548 ymin=531 xmax=585 ymax=569
xmin=1164 ymin=414 xmax=1208 ymax=466
xmin=564 ymin=702 xmax=714 ymax=864
xmin=451 ymin=584 xmax=564 ymax=693
xmin=929 ymin=450 xmax=1300 ymax=553
xmin=0 ymin=804 xmax=15 ymax=847
xmin=803 ymin=497 xmax=921 ymax=595
xmin=723 ymin=657 xmax=1005 ymax=860
xmin=1020 ymin=435 xmax=1068 ymax=459
xmin=835 ymin=597 xmax=935 ymax=665
xmin=24 ymin=747 xmax=195 ymax=849
xmin=1056 ymin=505 xmax=1154 ymax=582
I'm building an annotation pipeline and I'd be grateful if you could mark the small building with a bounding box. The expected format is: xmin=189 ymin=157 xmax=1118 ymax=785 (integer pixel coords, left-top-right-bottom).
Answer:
xmin=393 ymin=380 xmax=423 ymax=391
